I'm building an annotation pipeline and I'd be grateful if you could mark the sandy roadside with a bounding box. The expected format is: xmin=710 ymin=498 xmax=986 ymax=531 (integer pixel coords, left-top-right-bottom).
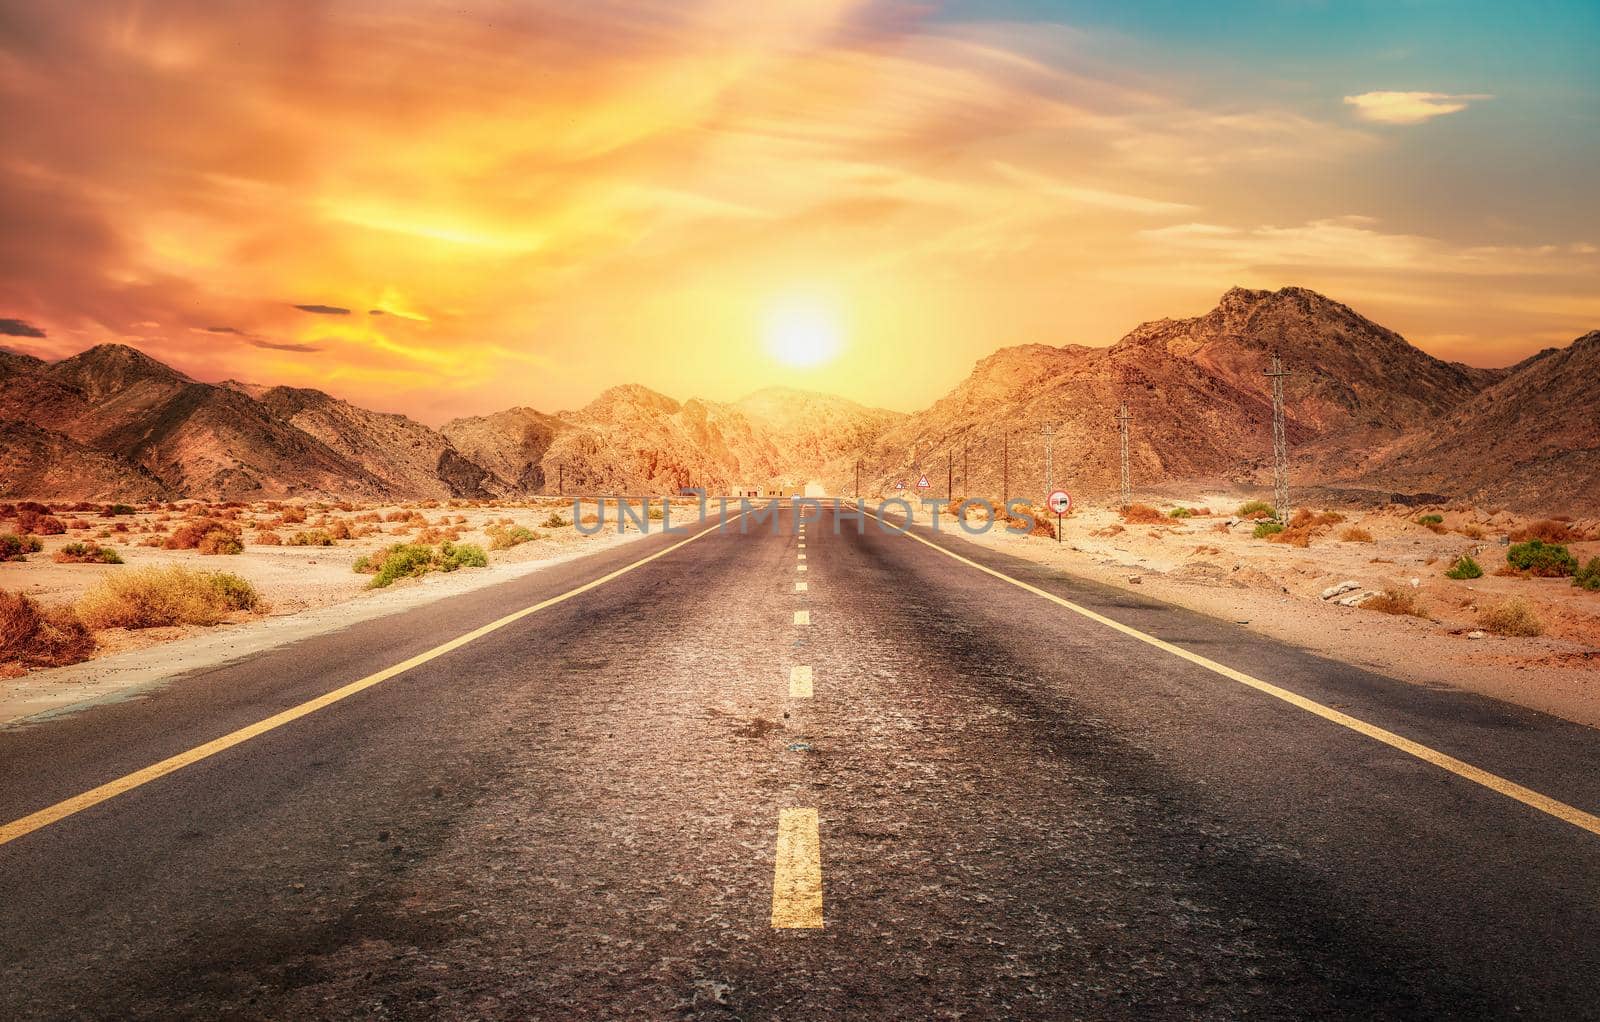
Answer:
xmin=897 ymin=496 xmax=1600 ymax=730
xmin=0 ymin=500 xmax=708 ymax=727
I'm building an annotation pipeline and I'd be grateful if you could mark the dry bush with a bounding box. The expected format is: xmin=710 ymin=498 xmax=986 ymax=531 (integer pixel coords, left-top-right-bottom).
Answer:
xmin=1092 ymin=524 xmax=1125 ymax=538
xmin=1267 ymin=525 xmax=1311 ymax=547
xmin=1121 ymin=503 xmax=1165 ymax=524
xmin=353 ymin=512 xmax=381 ymax=523
xmin=1511 ymin=519 xmax=1575 ymax=544
xmin=1288 ymin=509 xmax=1344 ymax=529
xmin=1456 ymin=523 xmax=1486 ymax=540
xmin=64 ymin=517 xmax=90 ymax=530
xmin=1477 ymin=598 xmax=1544 ymax=637
xmin=486 ymin=524 xmax=539 ymax=550
xmin=0 ymin=590 xmax=95 ymax=669
xmin=1339 ymin=526 xmax=1375 ymax=543
xmin=255 ymin=530 xmax=283 ymax=546
xmin=17 ymin=511 xmax=66 ymax=535
xmin=278 ymin=506 xmax=308 ymax=525
xmin=1210 ymin=521 xmax=1231 ymax=533
xmin=196 ymin=528 xmax=244 ymax=555
xmin=1361 ymin=587 xmax=1428 ymax=618
xmin=286 ymin=529 xmax=335 ymax=547
xmin=76 ymin=566 xmax=264 ymax=630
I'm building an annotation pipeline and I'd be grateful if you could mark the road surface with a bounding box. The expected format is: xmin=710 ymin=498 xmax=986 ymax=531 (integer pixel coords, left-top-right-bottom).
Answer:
xmin=4 ymin=502 xmax=1600 ymax=1019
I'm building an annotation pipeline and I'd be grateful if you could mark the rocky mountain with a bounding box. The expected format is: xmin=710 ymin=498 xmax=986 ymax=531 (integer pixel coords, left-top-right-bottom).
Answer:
xmin=849 ymin=287 xmax=1574 ymax=509
xmin=257 ymin=386 xmax=502 ymax=499
xmin=1362 ymin=330 xmax=1600 ymax=511
xmin=2 ymin=289 xmax=1593 ymax=511
xmin=441 ymin=407 xmax=570 ymax=492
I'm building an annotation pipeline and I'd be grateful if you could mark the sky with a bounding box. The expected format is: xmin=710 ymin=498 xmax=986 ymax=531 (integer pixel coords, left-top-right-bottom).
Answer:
xmin=0 ymin=0 xmax=1595 ymax=423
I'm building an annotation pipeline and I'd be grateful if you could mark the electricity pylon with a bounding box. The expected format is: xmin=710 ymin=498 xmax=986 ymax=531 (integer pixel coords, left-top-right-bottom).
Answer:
xmin=1041 ymin=423 xmax=1057 ymax=492
xmin=1265 ymin=353 xmax=1291 ymax=522
xmin=1116 ymin=400 xmax=1132 ymax=511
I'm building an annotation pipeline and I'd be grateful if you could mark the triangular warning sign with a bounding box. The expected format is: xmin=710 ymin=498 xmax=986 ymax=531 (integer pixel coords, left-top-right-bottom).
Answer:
xmin=916 ymin=475 xmax=931 ymax=489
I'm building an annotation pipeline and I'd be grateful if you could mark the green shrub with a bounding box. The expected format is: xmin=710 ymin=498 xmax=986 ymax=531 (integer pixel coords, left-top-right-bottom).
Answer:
xmin=286 ymin=529 xmax=335 ymax=547
xmin=0 ymin=533 xmax=44 ymax=561
xmin=103 ymin=504 xmax=137 ymax=516
xmin=1506 ymin=539 xmax=1578 ymax=577
xmin=1574 ymin=557 xmax=1600 ymax=592
xmin=541 ymin=512 xmax=570 ymax=529
xmin=197 ymin=528 xmax=243 ymax=555
xmin=54 ymin=542 xmax=124 ymax=565
xmin=1252 ymin=521 xmax=1284 ymax=539
xmin=1236 ymin=500 xmax=1276 ymax=520
xmin=1168 ymin=507 xmax=1195 ymax=518
xmin=439 ymin=541 xmax=487 ymax=570
xmin=1444 ymin=555 xmax=1482 ymax=580
xmin=362 ymin=544 xmax=437 ymax=588
xmin=1417 ymin=513 xmax=1444 ymax=526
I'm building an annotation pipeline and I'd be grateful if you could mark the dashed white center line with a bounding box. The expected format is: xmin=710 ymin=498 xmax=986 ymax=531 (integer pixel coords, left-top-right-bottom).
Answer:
xmin=794 ymin=610 xmax=811 ymax=626
xmin=797 ymin=564 xmax=807 ymax=572
xmin=789 ymin=665 xmax=814 ymax=698
xmin=794 ymin=581 xmax=808 ymax=591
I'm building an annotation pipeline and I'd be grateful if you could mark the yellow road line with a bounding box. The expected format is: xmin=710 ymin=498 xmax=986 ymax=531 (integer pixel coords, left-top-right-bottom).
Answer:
xmin=771 ymin=808 xmax=824 ymax=928
xmin=797 ymin=564 xmax=807 ymax=572
xmin=798 ymin=553 xmax=806 ymax=560
xmin=795 ymin=581 xmax=808 ymax=592
xmin=0 ymin=512 xmax=744 ymax=848
xmin=790 ymin=665 xmax=814 ymax=698
xmin=861 ymin=505 xmax=1600 ymax=839
xmin=799 ymin=542 xmax=806 ymax=548
xmin=794 ymin=610 xmax=811 ymax=626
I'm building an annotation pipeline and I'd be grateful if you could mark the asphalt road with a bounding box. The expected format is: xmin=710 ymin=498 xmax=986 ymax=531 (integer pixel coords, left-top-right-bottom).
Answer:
xmin=4 ymin=502 xmax=1600 ymax=1020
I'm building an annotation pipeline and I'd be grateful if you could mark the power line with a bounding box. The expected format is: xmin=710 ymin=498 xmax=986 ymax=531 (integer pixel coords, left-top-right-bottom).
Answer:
xmin=1116 ymin=400 xmax=1132 ymax=512
xmin=1265 ymin=352 xmax=1291 ymax=522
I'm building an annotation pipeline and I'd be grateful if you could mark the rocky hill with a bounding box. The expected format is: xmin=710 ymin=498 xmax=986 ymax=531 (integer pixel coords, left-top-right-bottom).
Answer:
xmin=1362 ymin=330 xmax=1600 ymax=511
xmin=2 ymin=289 xmax=1593 ymax=511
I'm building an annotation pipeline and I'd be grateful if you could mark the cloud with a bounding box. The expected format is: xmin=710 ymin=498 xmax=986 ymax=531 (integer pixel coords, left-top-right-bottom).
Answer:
xmin=1343 ymin=91 xmax=1492 ymax=125
xmin=0 ymin=318 xmax=46 ymax=338
xmin=201 ymin=324 xmax=322 ymax=352
xmin=292 ymin=304 xmax=352 ymax=315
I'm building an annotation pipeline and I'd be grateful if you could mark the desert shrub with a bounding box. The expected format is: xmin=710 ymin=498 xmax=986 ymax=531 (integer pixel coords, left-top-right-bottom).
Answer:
xmin=1267 ymin=526 xmax=1310 ymax=547
xmin=0 ymin=590 xmax=95 ymax=669
xmin=102 ymin=504 xmax=137 ymax=517
xmin=439 ymin=541 xmax=487 ymax=570
xmin=278 ymin=506 xmax=308 ymax=525
xmin=1252 ymin=522 xmax=1284 ymax=539
xmin=1122 ymin=503 xmax=1165 ymax=524
xmin=486 ymin=524 xmax=538 ymax=550
xmin=1168 ymin=507 xmax=1195 ymax=518
xmin=1339 ymin=526 xmax=1375 ymax=543
xmin=361 ymin=544 xmax=440 ymax=588
xmin=1477 ymin=598 xmax=1544 ymax=637
xmin=1456 ymin=523 xmax=1486 ymax=540
xmin=255 ymin=530 xmax=283 ymax=545
xmin=0 ymin=533 xmax=44 ymax=561
xmin=165 ymin=519 xmax=226 ymax=550
xmin=648 ymin=506 xmax=665 ymax=521
xmin=541 ymin=512 xmax=570 ymax=529
xmin=1506 ymin=539 xmax=1578 ymax=577
xmin=64 ymin=517 xmax=90 ymax=530
xmin=76 ymin=566 xmax=263 ymax=629
xmin=17 ymin=511 xmax=66 ymax=535
xmin=1362 ymin=587 xmax=1428 ymax=618
xmin=286 ymin=529 xmax=335 ymax=547
xmin=197 ymin=528 xmax=244 ymax=555
xmin=1417 ymin=513 xmax=1444 ymax=526
xmin=53 ymin=542 xmax=123 ymax=565
xmin=1236 ymin=500 xmax=1276 ymax=520
xmin=1289 ymin=509 xmax=1344 ymax=528
xmin=1510 ymin=519 xmax=1574 ymax=544
xmin=1573 ymin=558 xmax=1600 ymax=592
xmin=1444 ymin=555 xmax=1483 ymax=580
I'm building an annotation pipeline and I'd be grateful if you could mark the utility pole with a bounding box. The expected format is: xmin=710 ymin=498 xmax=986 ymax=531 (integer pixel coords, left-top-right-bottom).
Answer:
xmin=558 ymin=461 xmax=564 ymax=496
xmin=946 ymin=451 xmax=953 ymax=499
xmin=1116 ymin=400 xmax=1132 ymax=511
xmin=963 ymin=436 xmax=969 ymax=496
xmin=1041 ymin=423 xmax=1057 ymax=493
xmin=1002 ymin=434 xmax=1009 ymax=504
xmin=854 ymin=458 xmax=861 ymax=499
xmin=1265 ymin=353 xmax=1291 ymax=522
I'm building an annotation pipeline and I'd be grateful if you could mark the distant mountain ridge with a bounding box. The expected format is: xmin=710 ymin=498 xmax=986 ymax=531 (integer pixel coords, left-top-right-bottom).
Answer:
xmin=1 ymin=287 xmax=1595 ymax=512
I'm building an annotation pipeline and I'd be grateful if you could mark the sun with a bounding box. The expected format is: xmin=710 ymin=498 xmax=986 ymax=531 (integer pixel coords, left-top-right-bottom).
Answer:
xmin=764 ymin=301 xmax=842 ymax=368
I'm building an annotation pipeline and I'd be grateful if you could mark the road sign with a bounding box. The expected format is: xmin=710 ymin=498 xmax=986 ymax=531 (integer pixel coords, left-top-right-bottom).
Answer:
xmin=916 ymin=475 xmax=931 ymax=489
xmin=895 ymin=480 xmax=906 ymax=490
xmin=1047 ymin=489 xmax=1072 ymax=515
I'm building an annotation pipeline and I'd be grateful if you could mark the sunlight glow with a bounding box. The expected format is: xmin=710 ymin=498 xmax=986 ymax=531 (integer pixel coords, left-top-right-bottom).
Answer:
xmin=764 ymin=301 xmax=843 ymax=368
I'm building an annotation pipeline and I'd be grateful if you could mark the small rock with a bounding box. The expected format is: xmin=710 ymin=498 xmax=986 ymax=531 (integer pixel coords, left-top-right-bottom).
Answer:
xmin=1127 ymin=574 xmax=1142 ymax=584
xmin=1468 ymin=630 xmax=1485 ymax=640
xmin=1320 ymin=580 xmax=1360 ymax=600
xmin=1408 ymin=577 xmax=1420 ymax=588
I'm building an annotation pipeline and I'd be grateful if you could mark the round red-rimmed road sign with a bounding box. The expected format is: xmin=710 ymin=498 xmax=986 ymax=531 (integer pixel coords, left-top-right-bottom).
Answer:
xmin=1047 ymin=489 xmax=1072 ymax=515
